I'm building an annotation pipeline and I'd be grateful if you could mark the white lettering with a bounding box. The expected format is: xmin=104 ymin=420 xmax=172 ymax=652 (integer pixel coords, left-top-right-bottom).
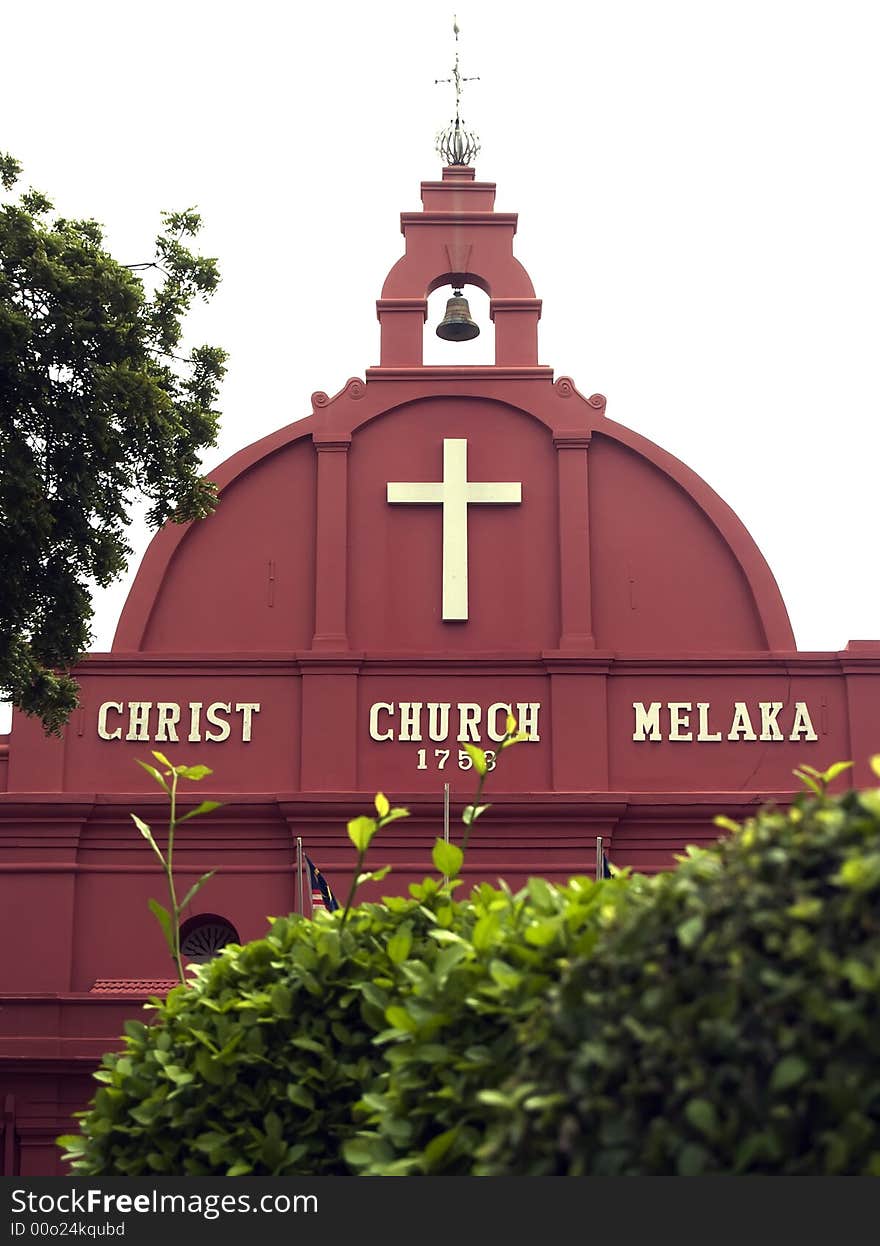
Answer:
xmin=188 ymin=702 xmax=202 ymax=743
xmin=789 ymin=701 xmax=818 ymax=741
xmin=126 ymin=702 xmax=152 ymax=742
xmin=728 ymin=702 xmax=757 ymax=741
xmin=205 ymin=702 xmax=231 ymax=742
xmin=457 ymin=703 xmax=481 ymax=742
xmin=399 ymin=702 xmax=423 ymax=742
xmin=155 ymin=702 xmax=180 ymax=742
xmin=632 ymin=702 xmax=662 ymax=741
xmin=487 ymin=702 xmax=513 ymax=742
xmin=235 ymin=702 xmax=260 ymax=742
xmin=668 ymin=702 xmax=692 ymax=741
xmin=97 ymin=701 xmax=123 ymax=740
xmin=696 ymin=702 xmax=721 ymax=741
xmin=370 ymin=702 xmax=394 ymax=742
xmin=759 ymin=701 xmax=784 ymax=741
xmin=427 ymin=702 xmax=450 ymax=741
xmin=516 ymin=702 xmax=541 ymax=742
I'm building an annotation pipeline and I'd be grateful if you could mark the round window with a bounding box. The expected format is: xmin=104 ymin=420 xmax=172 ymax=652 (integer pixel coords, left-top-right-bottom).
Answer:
xmin=180 ymin=914 xmax=239 ymax=964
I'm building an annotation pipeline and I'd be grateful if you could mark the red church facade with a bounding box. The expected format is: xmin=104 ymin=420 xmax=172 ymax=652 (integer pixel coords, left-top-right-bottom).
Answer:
xmin=1 ymin=163 xmax=878 ymax=1175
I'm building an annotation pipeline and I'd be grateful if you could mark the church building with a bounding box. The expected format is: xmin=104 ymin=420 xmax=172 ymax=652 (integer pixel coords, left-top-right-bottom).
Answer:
xmin=1 ymin=117 xmax=878 ymax=1174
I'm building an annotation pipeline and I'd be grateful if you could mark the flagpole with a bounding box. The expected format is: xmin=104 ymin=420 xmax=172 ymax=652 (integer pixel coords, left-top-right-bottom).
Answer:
xmin=296 ymin=836 xmax=304 ymax=916
xmin=443 ymin=782 xmax=451 ymax=886
xmin=596 ymin=835 xmax=603 ymax=882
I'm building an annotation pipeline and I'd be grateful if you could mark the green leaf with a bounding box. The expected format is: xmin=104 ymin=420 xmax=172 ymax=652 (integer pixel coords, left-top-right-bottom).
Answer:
xmin=713 ymin=815 xmax=741 ymax=833
xmin=381 ymin=807 xmax=410 ymax=825
xmin=786 ymin=897 xmax=822 ymax=921
xmin=685 ymin=1098 xmax=719 ymax=1138
xmin=147 ymin=897 xmax=174 ymax=954
xmin=870 ymin=754 xmax=880 ymax=779
xmin=356 ymin=865 xmax=392 ymax=886
xmin=375 ymin=792 xmax=390 ymax=818
xmin=291 ymin=1036 xmax=325 ymax=1054
xmin=524 ymin=917 xmax=559 ymax=947
xmin=286 ymin=1083 xmax=315 ymax=1110
xmin=387 ymin=925 xmax=413 ymax=965
xmin=793 ymin=768 xmax=823 ymax=796
xmin=385 ymin=1005 xmax=418 ymax=1033
xmin=179 ymin=870 xmax=218 ymax=913
xmin=177 ymin=764 xmax=212 ymax=781
xmin=135 ymin=758 xmax=167 ymax=789
xmin=131 ymin=812 xmax=153 ymax=840
xmin=347 ymin=815 xmax=377 ymax=853
xmin=177 ymin=800 xmax=223 ymax=823
xmin=834 ymin=854 xmax=880 ymax=892
xmin=820 ymin=760 xmax=852 ymax=785
xmin=462 ymin=743 xmax=487 ymax=776
xmin=472 ymin=912 xmax=501 ymax=952
xmin=677 ymin=915 xmax=704 ymax=949
xmin=433 ymin=838 xmax=464 ymax=879
xmin=526 ymin=877 xmax=554 ymax=910
xmin=422 ymin=1127 xmax=459 ymax=1171
xmin=842 ymin=958 xmax=874 ymax=990
xmin=462 ymin=803 xmax=489 ymax=827
xmin=151 ymin=750 xmax=173 ymax=769
xmin=131 ymin=814 xmax=165 ymax=866
xmin=770 ymin=1056 xmax=808 ymax=1092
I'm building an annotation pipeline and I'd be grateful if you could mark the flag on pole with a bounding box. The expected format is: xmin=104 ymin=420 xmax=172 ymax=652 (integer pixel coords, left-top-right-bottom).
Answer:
xmin=596 ymin=835 xmax=615 ymax=880
xmin=306 ymin=855 xmax=340 ymax=913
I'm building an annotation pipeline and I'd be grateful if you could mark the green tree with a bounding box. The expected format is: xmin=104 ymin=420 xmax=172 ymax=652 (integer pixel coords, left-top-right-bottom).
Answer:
xmin=0 ymin=153 xmax=226 ymax=733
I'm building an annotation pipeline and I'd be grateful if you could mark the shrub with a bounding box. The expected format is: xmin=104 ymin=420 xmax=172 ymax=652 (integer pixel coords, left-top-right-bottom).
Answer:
xmin=343 ymin=870 xmax=633 ymax=1174
xmin=59 ymin=890 xmax=447 ymax=1175
xmin=477 ymin=770 xmax=880 ymax=1175
xmin=58 ymin=861 xmax=630 ymax=1176
xmin=61 ymin=756 xmax=880 ymax=1177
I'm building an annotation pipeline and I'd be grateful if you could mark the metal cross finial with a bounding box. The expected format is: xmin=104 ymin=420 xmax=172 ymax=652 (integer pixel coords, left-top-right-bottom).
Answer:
xmin=435 ymin=15 xmax=479 ymax=129
xmin=434 ymin=16 xmax=481 ymax=166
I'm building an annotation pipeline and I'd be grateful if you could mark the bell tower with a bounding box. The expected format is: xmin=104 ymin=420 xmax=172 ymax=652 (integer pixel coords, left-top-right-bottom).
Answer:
xmin=376 ymin=18 xmax=542 ymax=369
xmin=375 ymin=164 xmax=543 ymax=368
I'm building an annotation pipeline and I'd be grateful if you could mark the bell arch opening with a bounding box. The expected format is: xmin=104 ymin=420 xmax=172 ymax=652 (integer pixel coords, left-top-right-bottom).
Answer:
xmin=423 ymin=284 xmax=494 ymax=365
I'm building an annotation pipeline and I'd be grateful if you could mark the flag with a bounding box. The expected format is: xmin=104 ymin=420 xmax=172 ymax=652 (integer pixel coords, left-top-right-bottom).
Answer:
xmin=306 ymin=855 xmax=339 ymax=913
xmin=596 ymin=836 xmax=615 ymax=880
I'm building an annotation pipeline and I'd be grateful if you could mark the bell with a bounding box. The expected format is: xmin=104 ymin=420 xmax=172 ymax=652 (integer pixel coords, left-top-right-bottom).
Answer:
xmin=436 ymin=290 xmax=480 ymax=342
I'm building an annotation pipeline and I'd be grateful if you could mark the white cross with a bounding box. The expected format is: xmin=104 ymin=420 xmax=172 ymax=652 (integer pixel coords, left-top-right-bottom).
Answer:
xmin=387 ymin=438 xmax=522 ymax=621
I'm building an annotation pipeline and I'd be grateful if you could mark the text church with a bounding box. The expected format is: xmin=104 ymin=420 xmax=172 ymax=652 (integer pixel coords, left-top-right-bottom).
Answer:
xmin=2 ymin=109 xmax=879 ymax=1175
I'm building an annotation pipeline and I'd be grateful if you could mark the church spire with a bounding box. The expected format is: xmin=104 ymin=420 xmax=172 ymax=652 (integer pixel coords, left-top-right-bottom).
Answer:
xmin=434 ymin=16 xmax=480 ymax=166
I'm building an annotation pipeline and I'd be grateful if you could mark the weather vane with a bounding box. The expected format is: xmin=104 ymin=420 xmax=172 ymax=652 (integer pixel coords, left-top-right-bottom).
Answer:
xmin=435 ymin=16 xmax=480 ymax=166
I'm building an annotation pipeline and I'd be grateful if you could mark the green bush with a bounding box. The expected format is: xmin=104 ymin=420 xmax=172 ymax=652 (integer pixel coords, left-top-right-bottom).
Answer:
xmin=59 ymin=888 xmax=439 ymax=1175
xmin=477 ymin=774 xmax=880 ymax=1175
xmin=58 ymin=865 xmax=630 ymax=1176
xmin=343 ymin=871 xmax=633 ymax=1174
xmin=61 ymin=759 xmax=880 ymax=1177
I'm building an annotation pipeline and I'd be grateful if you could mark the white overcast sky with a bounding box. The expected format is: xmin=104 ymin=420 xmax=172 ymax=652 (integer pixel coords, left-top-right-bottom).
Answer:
xmin=2 ymin=1 xmax=878 ymax=733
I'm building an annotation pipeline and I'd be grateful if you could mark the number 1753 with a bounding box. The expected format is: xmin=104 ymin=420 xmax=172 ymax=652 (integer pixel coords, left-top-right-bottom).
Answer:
xmin=416 ymin=748 xmax=497 ymax=771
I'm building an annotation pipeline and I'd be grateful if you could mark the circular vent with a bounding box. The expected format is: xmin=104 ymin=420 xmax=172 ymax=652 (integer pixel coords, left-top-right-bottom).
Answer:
xmin=180 ymin=915 xmax=239 ymax=964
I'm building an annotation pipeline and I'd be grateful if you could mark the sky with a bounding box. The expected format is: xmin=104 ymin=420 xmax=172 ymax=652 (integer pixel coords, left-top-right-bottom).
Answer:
xmin=2 ymin=1 xmax=878 ymax=728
